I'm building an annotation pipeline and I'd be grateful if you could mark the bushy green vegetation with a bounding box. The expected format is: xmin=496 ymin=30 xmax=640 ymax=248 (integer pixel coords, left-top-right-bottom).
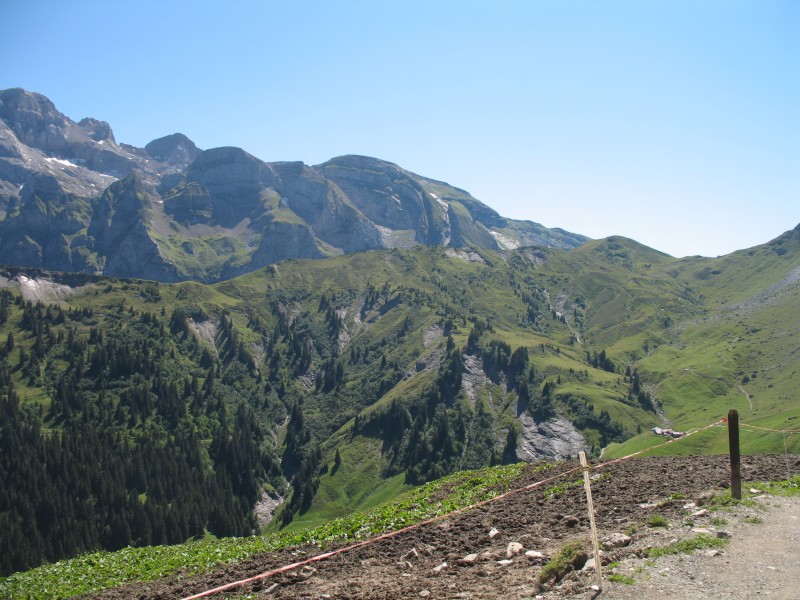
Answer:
xmin=647 ymin=514 xmax=670 ymax=528
xmin=539 ymin=540 xmax=587 ymax=583
xmin=747 ymin=475 xmax=800 ymax=497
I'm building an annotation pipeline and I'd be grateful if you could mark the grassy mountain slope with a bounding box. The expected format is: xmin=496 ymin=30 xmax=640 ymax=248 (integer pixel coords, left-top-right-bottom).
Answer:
xmin=603 ymin=225 xmax=800 ymax=457
xmin=0 ymin=226 xmax=798 ymax=577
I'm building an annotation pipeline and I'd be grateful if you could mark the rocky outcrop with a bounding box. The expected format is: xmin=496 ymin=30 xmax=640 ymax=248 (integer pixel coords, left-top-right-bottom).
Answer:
xmin=274 ymin=161 xmax=383 ymax=253
xmin=184 ymin=147 xmax=278 ymax=228
xmin=0 ymin=88 xmax=139 ymax=176
xmin=447 ymin=201 xmax=499 ymax=249
xmin=320 ymin=155 xmax=504 ymax=249
xmin=319 ymin=155 xmax=427 ymax=232
xmin=0 ymin=172 xmax=96 ymax=272
xmin=516 ymin=414 xmax=587 ymax=461
xmin=88 ymin=173 xmax=179 ymax=281
xmin=0 ymin=88 xmax=72 ymax=153
xmin=249 ymin=219 xmax=323 ymax=266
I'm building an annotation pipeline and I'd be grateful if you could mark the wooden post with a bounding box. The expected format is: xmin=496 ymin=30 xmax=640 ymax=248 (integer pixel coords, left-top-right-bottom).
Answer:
xmin=579 ymin=451 xmax=602 ymax=590
xmin=728 ymin=409 xmax=741 ymax=500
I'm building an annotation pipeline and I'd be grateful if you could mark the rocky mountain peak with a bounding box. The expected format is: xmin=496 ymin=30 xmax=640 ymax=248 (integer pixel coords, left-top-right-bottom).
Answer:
xmin=0 ymin=88 xmax=72 ymax=153
xmin=145 ymin=133 xmax=201 ymax=167
xmin=0 ymin=88 xmax=61 ymax=123
xmin=78 ymin=117 xmax=116 ymax=143
xmin=321 ymin=154 xmax=403 ymax=172
xmin=19 ymin=172 xmax=66 ymax=203
xmin=187 ymin=146 xmax=277 ymax=191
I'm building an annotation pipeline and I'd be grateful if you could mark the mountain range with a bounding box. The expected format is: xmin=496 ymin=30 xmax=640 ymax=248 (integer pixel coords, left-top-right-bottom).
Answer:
xmin=0 ymin=88 xmax=586 ymax=283
xmin=0 ymin=88 xmax=798 ymax=582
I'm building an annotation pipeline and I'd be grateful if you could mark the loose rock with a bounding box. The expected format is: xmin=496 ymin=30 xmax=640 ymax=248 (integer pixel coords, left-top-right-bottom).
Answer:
xmin=506 ymin=542 xmax=525 ymax=557
xmin=403 ymin=547 xmax=419 ymax=560
xmin=419 ymin=544 xmax=436 ymax=556
xmin=496 ymin=559 xmax=513 ymax=567
xmin=562 ymin=515 xmax=580 ymax=527
xmin=602 ymin=532 xmax=632 ymax=549
xmin=297 ymin=565 xmax=316 ymax=581
xmin=525 ymin=550 xmax=547 ymax=562
xmin=716 ymin=530 xmax=732 ymax=539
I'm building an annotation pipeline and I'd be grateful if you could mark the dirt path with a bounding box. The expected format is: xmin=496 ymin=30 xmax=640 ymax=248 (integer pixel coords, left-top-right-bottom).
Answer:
xmin=83 ymin=454 xmax=800 ymax=600
xmin=736 ymin=384 xmax=753 ymax=413
xmin=596 ymin=493 xmax=800 ymax=600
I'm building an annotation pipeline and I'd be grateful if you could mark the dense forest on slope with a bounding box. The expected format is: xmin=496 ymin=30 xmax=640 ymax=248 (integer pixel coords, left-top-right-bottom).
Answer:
xmin=0 ymin=289 xmax=286 ymax=575
xmin=1 ymin=225 xmax=799 ymax=575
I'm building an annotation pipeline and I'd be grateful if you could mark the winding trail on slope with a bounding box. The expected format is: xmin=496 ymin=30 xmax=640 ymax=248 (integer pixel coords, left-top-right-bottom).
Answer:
xmin=737 ymin=384 xmax=753 ymax=413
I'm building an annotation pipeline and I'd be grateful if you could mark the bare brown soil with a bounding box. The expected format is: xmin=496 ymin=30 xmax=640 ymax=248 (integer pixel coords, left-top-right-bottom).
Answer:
xmin=82 ymin=454 xmax=800 ymax=600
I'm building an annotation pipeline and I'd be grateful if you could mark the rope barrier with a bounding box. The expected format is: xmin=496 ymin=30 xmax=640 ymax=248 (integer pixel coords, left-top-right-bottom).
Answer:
xmin=737 ymin=422 xmax=800 ymax=435
xmin=729 ymin=420 xmax=798 ymax=481
xmin=784 ymin=431 xmax=794 ymax=480
xmin=180 ymin=463 xmax=586 ymax=599
xmin=177 ymin=416 xmax=742 ymax=599
xmin=591 ymin=419 xmax=725 ymax=471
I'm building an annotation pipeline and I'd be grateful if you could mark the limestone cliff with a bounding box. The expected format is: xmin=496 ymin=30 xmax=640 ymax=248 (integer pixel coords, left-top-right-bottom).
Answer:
xmin=0 ymin=88 xmax=589 ymax=282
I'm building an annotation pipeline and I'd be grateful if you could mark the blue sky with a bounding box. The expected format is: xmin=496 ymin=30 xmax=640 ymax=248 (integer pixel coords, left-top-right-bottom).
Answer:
xmin=1 ymin=0 xmax=797 ymax=257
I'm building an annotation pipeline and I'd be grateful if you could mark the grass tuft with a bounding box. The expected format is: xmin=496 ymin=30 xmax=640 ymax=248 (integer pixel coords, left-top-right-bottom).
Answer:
xmin=743 ymin=515 xmax=764 ymax=524
xmin=645 ymin=534 xmax=728 ymax=558
xmin=539 ymin=540 xmax=588 ymax=584
xmin=647 ymin=514 xmax=670 ymax=528
xmin=750 ymin=475 xmax=800 ymax=497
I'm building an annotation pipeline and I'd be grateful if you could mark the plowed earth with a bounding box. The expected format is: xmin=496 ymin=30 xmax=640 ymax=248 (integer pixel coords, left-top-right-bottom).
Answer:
xmin=83 ymin=454 xmax=800 ymax=600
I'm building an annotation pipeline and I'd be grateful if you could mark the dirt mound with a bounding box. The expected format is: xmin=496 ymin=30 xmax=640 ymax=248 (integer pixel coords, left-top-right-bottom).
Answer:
xmin=82 ymin=454 xmax=800 ymax=599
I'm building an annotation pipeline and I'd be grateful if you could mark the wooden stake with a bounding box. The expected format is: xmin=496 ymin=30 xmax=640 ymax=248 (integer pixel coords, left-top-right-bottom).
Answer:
xmin=579 ymin=451 xmax=602 ymax=589
xmin=728 ymin=409 xmax=741 ymax=500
